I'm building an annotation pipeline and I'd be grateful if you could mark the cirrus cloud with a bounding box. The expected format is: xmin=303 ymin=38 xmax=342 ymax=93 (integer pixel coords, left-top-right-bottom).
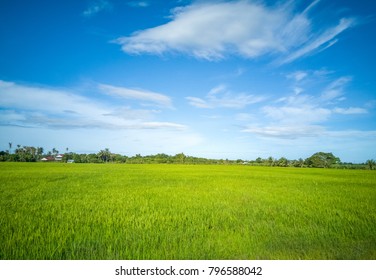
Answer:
xmin=114 ymin=0 xmax=355 ymax=63
xmin=98 ymin=83 xmax=173 ymax=108
xmin=186 ymin=84 xmax=264 ymax=109
xmin=83 ymin=0 xmax=112 ymax=17
xmin=127 ymin=1 xmax=149 ymax=8
xmin=241 ymin=71 xmax=370 ymax=140
xmin=0 ymin=80 xmax=183 ymax=130
xmin=333 ymin=107 xmax=368 ymax=115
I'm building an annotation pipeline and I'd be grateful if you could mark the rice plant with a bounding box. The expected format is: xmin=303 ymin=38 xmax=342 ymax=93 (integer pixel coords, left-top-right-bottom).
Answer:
xmin=0 ymin=163 xmax=375 ymax=259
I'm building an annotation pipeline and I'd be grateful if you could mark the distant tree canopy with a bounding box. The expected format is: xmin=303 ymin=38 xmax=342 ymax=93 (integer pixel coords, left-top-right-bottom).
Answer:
xmin=305 ymin=152 xmax=340 ymax=168
xmin=0 ymin=145 xmax=374 ymax=170
xmin=366 ymin=159 xmax=375 ymax=170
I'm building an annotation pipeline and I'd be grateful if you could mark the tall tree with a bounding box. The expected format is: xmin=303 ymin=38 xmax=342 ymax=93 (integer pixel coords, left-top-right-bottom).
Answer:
xmin=306 ymin=152 xmax=340 ymax=168
xmin=37 ymin=147 xmax=44 ymax=161
xmin=277 ymin=157 xmax=288 ymax=167
xmin=98 ymin=148 xmax=111 ymax=163
xmin=366 ymin=159 xmax=375 ymax=170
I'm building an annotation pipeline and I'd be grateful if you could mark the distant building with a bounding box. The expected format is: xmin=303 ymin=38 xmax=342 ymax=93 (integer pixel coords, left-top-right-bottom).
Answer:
xmin=40 ymin=154 xmax=65 ymax=162
xmin=55 ymin=154 xmax=64 ymax=161
xmin=41 ymin=156 xmax=55 ymax=162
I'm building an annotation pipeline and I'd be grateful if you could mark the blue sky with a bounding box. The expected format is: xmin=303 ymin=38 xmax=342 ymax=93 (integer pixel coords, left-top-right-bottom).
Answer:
xmin=0 ymin=0 xmax=375 ymax=162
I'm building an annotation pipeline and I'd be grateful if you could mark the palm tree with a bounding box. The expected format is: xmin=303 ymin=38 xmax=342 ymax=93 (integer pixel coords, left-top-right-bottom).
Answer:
xmin=37 ymin=147 xmax=44 ymax=160
xmin=98 ymin=148 xmax=111 ymax=163
xmin=8 ymin=142 xmax=12 ymax=154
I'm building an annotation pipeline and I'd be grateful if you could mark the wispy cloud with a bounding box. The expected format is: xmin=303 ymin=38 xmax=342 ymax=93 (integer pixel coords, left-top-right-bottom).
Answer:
xmin=262 ymin=105 xmax=331 ymax=125
xmin=242 ymin=125 xmax=326 ymax=139
xmin=0 ymin=80 xmax=183 ymax=130
xmin=286 ymin=71 xmax=308 ymax=82
xmin=242 ymin=125 xmax=376 ymax=140
xmin=83 ymin=0 xmax=112 ymax=17
xmin=320 ymin=76 xmax=352 ymax=102
xmin=278 ymin=18 xmax=355 ymax=65
xmin=114 ymin=0 xmax=355 ymax=63
xmin=186 ymin=84 xmax=264 ymax=109
xmin=127 ymin=1 xmax=149 ymax=8
xmin=241 ymin=71 xmax=370 ymax=139
xmin=98 ymin=84 xmax=173 ymax=108
xmin=185 ymin=97 xmax=211 ymax=109
xmin=333 ymin=107 xmax=368 ymax=114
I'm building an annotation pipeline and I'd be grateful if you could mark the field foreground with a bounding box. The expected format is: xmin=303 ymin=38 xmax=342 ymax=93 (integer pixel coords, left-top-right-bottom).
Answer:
xmin=0 ymin=163 xmax=375 ymax=259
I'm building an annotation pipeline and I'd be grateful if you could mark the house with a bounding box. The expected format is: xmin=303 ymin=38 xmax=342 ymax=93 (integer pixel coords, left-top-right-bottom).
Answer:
xmin=41 ymin=156 xmax=55 ymax=162
xmin=55 ymin=154 xmax=64 ymax=161
xmin=40 ymin=154 xmax=65 ymax=162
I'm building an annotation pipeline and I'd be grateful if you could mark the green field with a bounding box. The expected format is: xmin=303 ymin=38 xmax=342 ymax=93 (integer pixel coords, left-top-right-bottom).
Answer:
xmin=0 ymin=162 xmax=375 ymax=259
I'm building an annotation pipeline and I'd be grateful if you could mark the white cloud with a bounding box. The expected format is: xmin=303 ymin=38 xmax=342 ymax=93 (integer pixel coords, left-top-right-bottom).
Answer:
xmin=103 ymin=106 xmax=157 ymax=120
xmin=333 ymin=107 xmax=368 ymax=114
xmin=279 ymin=18 xmax=355 ymax=64
xmin=114 ymin=1 xmax=355 ymax=63
xmin=0 ymin=80 xmax=183 ymax=130
xmin=286 ymin=71 xmax=308 ymax=82
xmin=293 ymin=87 xmax=304 ymax=95
xmin=302 ymin=0 xmax=321 ymax=15
xmin=242 ymin=124 xmax=376 ymax=141
xmin=241 ymin=71 xmax=371 ymax=140
xmin=83 ymin=0 xmax=112 ymax=17
xmin=0 ymin=81 xmax=100 ymax=115
xmin=98 ymin=84 xmax=173 ymax=108
xmin=262 ymin=105 xmax=331 ymax=124
xmin=127 ymin=1 xmax=149 ymax=8
xmin=244 ymin=99 xmax=329 ymax=140
xmin=185 ymin=97 xmax=211 ymax=109
xmin=242 ymin=125 xmax=326 ymax=139
xmin=320 ymin=76 xmax=352 ymax=102
xmin=186 ymin=84 xmax=264 ymax=109
xmin=140 ymin=122 xmax=185 ymax=130
xmin=326 ymin=130 xmax=376 ymax=138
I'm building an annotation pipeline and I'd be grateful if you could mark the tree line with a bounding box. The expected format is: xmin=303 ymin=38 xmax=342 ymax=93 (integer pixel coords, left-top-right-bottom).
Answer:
xmin=0 ymin=144 xmax=375 ymax=170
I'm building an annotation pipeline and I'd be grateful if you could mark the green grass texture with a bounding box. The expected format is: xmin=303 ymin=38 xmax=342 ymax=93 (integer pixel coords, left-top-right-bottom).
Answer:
xmin=1 ymin=162 xmax=375 ymax=259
